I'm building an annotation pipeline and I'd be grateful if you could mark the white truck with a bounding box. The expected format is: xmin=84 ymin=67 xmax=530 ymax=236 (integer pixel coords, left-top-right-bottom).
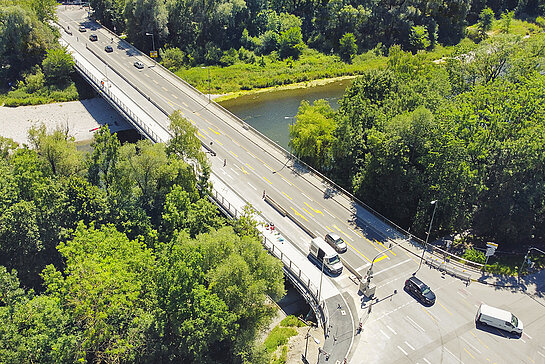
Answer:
xmin=475 ymin=303 xmax=523 ymax=335
xmin=309 ymin=237 xmax=343 ymax=275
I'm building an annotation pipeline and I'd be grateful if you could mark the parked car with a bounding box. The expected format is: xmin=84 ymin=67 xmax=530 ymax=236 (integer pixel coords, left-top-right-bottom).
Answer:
xmin=78 ymin=25 xmax=86 ymax=32
xmin=325 ymin=233 xmax=347 ymax=253
xmin=404 ymin=276 xmax=436 ymax=305
xmin=89 ymin=34 xmax=97 ymax=41
xmin=134 ymin=61 xmax=145 ymax=69
xmin=476 ymin=304 xmax=523 ymax=335
xmin=104 ymin=45 xmax=113 ymax=53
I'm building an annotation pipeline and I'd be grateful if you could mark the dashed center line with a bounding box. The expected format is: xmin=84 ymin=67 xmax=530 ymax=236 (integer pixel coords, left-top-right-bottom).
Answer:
xmin=397 ymin=346 xmax=408 ymax=355
xmin=406 ymin=316 xmax=425 ymax=332
xmin=405 ymin=341 xmax=415 ymax=350
xmin=247 ymin=182 xmax=256 ymax=190
xmin=380 ymin=330 xmax=390 ymax=339
xmin=386 ymin=325 xmax=397 ymax=335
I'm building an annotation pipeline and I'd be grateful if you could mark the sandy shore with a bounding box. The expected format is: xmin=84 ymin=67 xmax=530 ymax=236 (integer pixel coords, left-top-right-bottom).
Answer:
xmin=0 ymin=98 xmax=132 ymax=146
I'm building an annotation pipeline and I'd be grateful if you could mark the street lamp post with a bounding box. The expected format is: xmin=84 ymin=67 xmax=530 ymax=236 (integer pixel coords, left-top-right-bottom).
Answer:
xmin=414 ymin=200 xmax=438 ymax=275
xmin=519 ymin=247 xmax=545 ymax=276
xmin=145 ymin=32 xmax=156 ymax=65
xmin=201 ymin=66 xmax=211 ymax=103
xmin=318 ymin=258 xmax=325 ymax=304
xmin=303 ymin=326 xmax=320 ymax=363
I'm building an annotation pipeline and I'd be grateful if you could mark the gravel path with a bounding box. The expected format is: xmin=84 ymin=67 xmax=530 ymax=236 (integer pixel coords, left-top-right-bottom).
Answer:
xmin=0 ymin=98 xmax=132 ymax=146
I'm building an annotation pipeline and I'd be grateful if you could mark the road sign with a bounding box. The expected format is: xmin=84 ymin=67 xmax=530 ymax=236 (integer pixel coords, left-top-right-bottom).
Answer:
xmin=150 ymin=50 xmax=158 ymax=58
xmin=486 ymin=242 xmax=498 ymax=249
xmin=485 ymin=242 xmax=498 ymax=257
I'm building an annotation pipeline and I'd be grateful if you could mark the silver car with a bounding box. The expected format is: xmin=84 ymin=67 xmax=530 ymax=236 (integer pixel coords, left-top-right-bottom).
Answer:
xmin=134 ymin=61 xmax=145 ymax=69
xmin=325 ymin=233 xmax=347 ymax=253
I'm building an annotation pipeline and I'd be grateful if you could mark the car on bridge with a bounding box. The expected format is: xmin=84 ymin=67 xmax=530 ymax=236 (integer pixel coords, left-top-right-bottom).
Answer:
xmin=78 ymin=25 xmax=86 ymax=32
xmin=89 ymin=34 xmax=97 ymax=41
xmin=405 ymin=276 xmax=436 ymax=305
xmin=325 ymin=233 xmax=347 ymax=253
xmin=104 ymin=45 xmax=113 ymax=53
xmin=134 ymin=61 xmax=145 ymax=69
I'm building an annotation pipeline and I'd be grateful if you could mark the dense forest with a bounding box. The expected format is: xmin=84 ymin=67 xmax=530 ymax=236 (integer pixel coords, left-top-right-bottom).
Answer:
xmin=0 ymin=113 xmax=285 ymax=363
xmin=89 ymin=0 xmax=545 ymax=65
xmin=290 ymin=34 xmax=545 ymax=252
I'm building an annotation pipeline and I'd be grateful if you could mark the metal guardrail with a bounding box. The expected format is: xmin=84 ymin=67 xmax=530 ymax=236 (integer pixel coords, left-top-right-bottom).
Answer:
xmin=72 ymin=57 xmax=164 ymax=143
xmin=209 ymin=186 xmax=329 ymax=331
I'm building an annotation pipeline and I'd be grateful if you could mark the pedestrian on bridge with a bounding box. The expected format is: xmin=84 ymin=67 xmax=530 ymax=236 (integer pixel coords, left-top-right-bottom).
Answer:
xmin=223 ymin=159 xmax=226 ymax=167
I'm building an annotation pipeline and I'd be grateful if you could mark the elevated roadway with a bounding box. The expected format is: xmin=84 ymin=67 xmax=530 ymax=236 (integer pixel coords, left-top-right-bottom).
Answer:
xmin=56 ymin=6 xmax=545 ymax=364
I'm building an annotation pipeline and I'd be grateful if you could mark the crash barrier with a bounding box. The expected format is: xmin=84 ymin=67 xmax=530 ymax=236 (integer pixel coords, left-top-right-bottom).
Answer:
xmin=425 ymin=257 xmax=471 ymax=285
xmin=210 ymin=186 xmax=329 ymax=332
xmin=72 ymin=58 xmax=165 ymax=143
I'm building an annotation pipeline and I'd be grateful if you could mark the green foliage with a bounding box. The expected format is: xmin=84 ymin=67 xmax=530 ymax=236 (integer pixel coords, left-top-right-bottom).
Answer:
xmin=278 ymin=27 xmax=305 ymax=59
xmin=500 ymin=11 xmax=514 ymax=33
xmin=280 ymin=315 xmax=307 ymax=327
xmin=339 ymin=33 xmax=357 ymax=62
xmin=462 ymin=248 xmax=486 ymax=264
xmin=41 ymin=46 xmax=74 ymax=87
xmin=409 ymin=26 xmax=431 ymax=52
xmin=161 ymin=46 xmax=186 ymax=70
xmin=478 ymin=8 xmax=495 ymax=39
xmin=290 ymin=99 xmax=336 ymax=169
xmin=264 ymin=326 xmax=297 ymax=353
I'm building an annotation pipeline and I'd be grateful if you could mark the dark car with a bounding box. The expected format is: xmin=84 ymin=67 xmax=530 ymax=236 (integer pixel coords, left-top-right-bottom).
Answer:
xmin=89 ymin=34 xmax=98 ymax=41
xmin=134 ymin=61 xmax=145 ymax=69
xmin=405 ymin=276 xmax=436 ymax=305
xmin=104 ymin=45 xmax=113 ymax=53
xmin=78 ymin=25 xmax=86 ymax=32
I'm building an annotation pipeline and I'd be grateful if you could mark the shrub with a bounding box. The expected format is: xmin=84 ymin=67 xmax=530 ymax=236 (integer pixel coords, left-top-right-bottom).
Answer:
xmin=462 ymin=248 xmax=486 ymax=264
xmin=161 ymin=47 xmax=185 ymax=71
xmin=264 ymin=326 xmax=297 ymax=353
xmin=280 ymin=315 xmax=307 ymax=327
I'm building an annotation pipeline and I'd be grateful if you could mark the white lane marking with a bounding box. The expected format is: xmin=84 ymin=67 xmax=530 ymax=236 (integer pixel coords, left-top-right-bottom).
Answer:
xmin=380 ymin=329 xmax=390 ymax=339
xmin=405 ymin=341 xmax=415 ymax=350
xmin=324 ymin=209 xmax=334 ymax=217
xmin=398 ymin=346 xmax=408 ymax=355
xmin=301 ymin=192 xmax=311 ymax=200
xmin=444 ymin=348 xmax=462 ymax=363
xmin=423 ymin=358 xmax=431 ymax=364
xmin=523 ymin=332 xmax=533 ymax=340
xmin=247 ymin=182 xmax=256 ymax=191
xmin=537 ymin=351 xmax=545 ymax=358
xmin=519 ymin=337 xmax=526 ymax=343
xmin=373 ymin=259 xmax=412 ymax=277
xmin=229 ymin=168 xmax=239 ymax=176
xmin=406 ymin=316 xmax=425 ymax=333
xmin=460 ymin=337 xmax=482 ymax=354
xmin=386 ymin=325 xmax=397 ymax=335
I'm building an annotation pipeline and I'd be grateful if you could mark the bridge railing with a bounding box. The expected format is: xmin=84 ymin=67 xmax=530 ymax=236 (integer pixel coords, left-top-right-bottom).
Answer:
xmin=209 ymin=185 xmax=329 ymax=331
xmin=72 ymin=58 xmax=164 ymax=143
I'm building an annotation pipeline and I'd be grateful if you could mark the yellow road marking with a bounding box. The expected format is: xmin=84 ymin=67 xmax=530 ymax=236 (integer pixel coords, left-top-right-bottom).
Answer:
xmin=470 ymin=332 xmax=489 ymax=349
xmin=345 ymin=241 xmax=373 ymax=262
xmin=464 ymin=348 xmax=475 ymax=360
xmin=325 ymin=226 xmax=334 ymax=232
xmin=202 ymin=130 xmax=209 ymax=135
xmin=208 ymin=127 xmax=220 ymax=135
xmin=245 ymin=163 xmax=255 ymax=170
xmin=282 ymin=192 xmax=292 ymax=200
xmin=183 ymin=102 xmax=188 ymax=107
xmin=195 ymin=112 xmax=201 ymax=116
xmin=376 ymin=240 xmax=396 ymax=256
xmin=172 ymin=94 xmax=178 ymax=99
xmin=304 ymin=202 xmax=323 ymax=215
xmin=302 ymin=207 xmax=314 ymax=217
xmin=215 ymin=139 xmax=223 ymax=146
xmin=230 ymin=150 xmax=238 ymax=157
xmin=373 ymin=255 xmax=388 ymax=263
xmin=248 ymin=151 xmax=257 ymax=158
xmin=421 ymin=307 xmax=438 ymax=323
xmin=240 ymin=165 xmax=249 ymax=175
xmin=263 ymin=163 xmax=274 ymax=171
xmin=290 ymin=207 xmax=308 ymax=222
xmin=438 ymin=301 xmax=453 ymax=315
xmin=263 ymin=176 xmax=272 ymax=185
xmin=197 ymin=132 xmax=204 ymax=138
xmin=333 ymin=225 xmax=351 ymax=239
xmin=232 ymin=140 xmax=241 ymax=147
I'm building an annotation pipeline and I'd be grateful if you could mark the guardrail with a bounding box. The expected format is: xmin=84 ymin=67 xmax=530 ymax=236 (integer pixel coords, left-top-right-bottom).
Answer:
xmin=71 ymin=55 xmax=165 ymax=143
xmin=209 ymin=186 xmax=329 ymax=332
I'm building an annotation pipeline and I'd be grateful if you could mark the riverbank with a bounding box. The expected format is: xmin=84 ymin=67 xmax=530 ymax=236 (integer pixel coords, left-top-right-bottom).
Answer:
xmin=213 ymin=75 xmax=358 ymax=103
xmin=0 ymin=98 xmax=132 ymax=146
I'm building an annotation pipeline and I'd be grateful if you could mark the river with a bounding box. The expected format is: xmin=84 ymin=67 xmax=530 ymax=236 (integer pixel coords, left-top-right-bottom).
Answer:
xmin=219 ymin=79 xmax=352 ymax=150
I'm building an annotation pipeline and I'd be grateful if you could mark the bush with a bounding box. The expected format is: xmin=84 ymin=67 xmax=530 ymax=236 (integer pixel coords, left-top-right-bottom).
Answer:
xmin=264 ymin=326 xmax=297 ymax=353
xmin=161 ymin=47 xmax=185 ymax=71
xmin=536 ymin=16 xmax=545 ymax=29
xmin=462 ymin=248 xmax=486 ymax=264
xmin=280 ymin=315 xmax=307 ymax=327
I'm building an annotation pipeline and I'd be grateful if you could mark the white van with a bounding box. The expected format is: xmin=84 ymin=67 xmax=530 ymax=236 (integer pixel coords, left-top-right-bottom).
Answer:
xmin=309 ymin=237 xmax=343 ymax=275
xmin=475 ymin=304 xmax=523 ymax=335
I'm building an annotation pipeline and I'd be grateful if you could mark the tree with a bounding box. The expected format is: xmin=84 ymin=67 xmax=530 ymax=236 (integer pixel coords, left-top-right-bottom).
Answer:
xmin=31 ymin=0 xmax=58 ymax=22
xmin=478 ymin=8 xmax=495 ymax=39
xmin=290 ymin=99 xmax=336 ymax=169
xmin=161 ymin=47 xmax=185 ymax=70
xmin=42 ymin=223 xmax=156 ymax=363
xmin=278 ymin=26 xmax=305 ymax=59
xmin=409 ymin=26 xmax=431 ymax=52
xmin=87 ymin=125 xmax=120 ymax=191
xmin=500 ymin=11 xmax=514 ymax=33
xmin=41 ymin=46 xmax=74 ymax=87
xmin=124 ymin=0 xmax=168 ymax=50
xmin=339 ymin=32 xmax=357 ymax=62
xmin=167 ymin=110 xmax=206 ymax=167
